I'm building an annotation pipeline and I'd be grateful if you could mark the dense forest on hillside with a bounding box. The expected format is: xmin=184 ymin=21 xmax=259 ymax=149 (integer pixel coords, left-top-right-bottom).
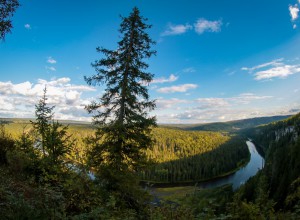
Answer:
xmin=1 ymin=120 xmax=250 ymax=184
xmin=143 ymin=130 xmax=249 ymax=183
xmin=1 ymin=114 xmax=300 ymax=219
xmin=184 ymin=115 xmax=290 ymax=132
xmin=154 ymin=113 xmax=300 ymax=219
xmin=237 ymin=113 xmax=300 ymax=211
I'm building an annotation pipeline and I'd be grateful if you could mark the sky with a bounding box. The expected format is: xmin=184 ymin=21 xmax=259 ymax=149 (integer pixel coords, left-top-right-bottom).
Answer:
xmin=1 ymin=0 xmax=300 ymax=124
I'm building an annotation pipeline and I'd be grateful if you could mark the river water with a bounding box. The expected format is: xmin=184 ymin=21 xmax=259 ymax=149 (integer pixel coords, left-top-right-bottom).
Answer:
xmin=197 ymin=140 xmax=264 ymax=190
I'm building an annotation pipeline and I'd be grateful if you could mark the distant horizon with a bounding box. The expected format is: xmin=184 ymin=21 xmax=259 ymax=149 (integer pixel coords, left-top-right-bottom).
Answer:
xmin=0 ymin=113 xmax=295 ymax=125
xmin=1 ymin=0 xmax=300 ymax=123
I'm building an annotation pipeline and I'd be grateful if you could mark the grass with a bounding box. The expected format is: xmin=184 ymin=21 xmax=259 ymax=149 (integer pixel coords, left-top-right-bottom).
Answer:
xmin=151 ymin=186 xmax=197 ymax=201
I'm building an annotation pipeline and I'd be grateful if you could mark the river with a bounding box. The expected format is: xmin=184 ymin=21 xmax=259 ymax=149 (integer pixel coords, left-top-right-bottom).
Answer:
xmin=197 ymin=140 xmax=264 ymax=190
xmin=90 ymin=140 xmax=264 ymax=191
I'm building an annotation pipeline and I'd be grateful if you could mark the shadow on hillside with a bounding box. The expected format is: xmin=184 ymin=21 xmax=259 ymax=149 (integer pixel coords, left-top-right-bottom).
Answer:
xmin=141 ymin=136 xmax=250 ymax=187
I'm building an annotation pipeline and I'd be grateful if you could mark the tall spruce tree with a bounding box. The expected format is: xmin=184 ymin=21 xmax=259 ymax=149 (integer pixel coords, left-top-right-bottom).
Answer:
xmin=0 ymin=0 xmax=19 ymax=40
xmin=85 ymin=7 xmax=156 ymax=211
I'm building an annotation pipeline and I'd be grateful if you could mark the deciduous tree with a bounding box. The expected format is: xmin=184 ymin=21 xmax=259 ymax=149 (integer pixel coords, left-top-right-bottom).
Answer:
xmin=0 ymin=0 xmax=19 ymax=40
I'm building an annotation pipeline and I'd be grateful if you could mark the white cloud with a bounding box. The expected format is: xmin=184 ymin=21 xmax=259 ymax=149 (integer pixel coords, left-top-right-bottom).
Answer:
xmin=241 ymin=58 xmax=283 ymax=72
xmin=157 ymin=84 xmax=198 ymax=93
xmin=46 ymin=66 xmax=56 ymax=71
xmin=161 ymin=23 xmax=192 ymax=36
xmin=156 ymin=98 xmax=189 ymax=109
xmin=47 ymin=57 xmax=57 ymax=64
xmin=289 ymin=4 xmax=299 ymax=21
xmin=24 ymin=24 xmax=31 ymax=30
xmin=156 ymin=93 xmax=275 ymax=123
xmin=195 ymin=98 xmax=230 ymax=108
xmin=231 ymin=93 xmax=273 ymax=104
xmin=242 ymin=59 xmax=300 ymax=80
xmin=194 ymin=18 xmax=222 ymax=34
xmin=152 ymin=74 xmax=178 ymax=84
xmin=254 ymin=65 xmax=300 ymax=80
xmin=183 ymin=67 xmax=196 ymax=73
xmin=293 ymin=24 xmax=297 ymax=29
xmin=168 ymin=108 xmax=267 ymax=123
xmin=0 ymin=78 xmax=96 ymax=121
xmin=195 ymin=93 xmax=272 ymax=108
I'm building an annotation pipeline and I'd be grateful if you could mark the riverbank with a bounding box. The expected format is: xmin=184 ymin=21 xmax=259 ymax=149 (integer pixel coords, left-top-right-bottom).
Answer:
xmin=141 ymin=152 xmax=250 ymax=188
xmin=142 ymin=140 xmax=264 ymax=191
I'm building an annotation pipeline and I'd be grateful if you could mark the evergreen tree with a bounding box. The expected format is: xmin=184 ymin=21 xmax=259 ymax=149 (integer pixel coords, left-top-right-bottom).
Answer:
xmin=85 ymin=7 xmax=156 ymax=212
xmin=31 ymin=87 xmax=72 ymax=168
xmin=31 ymin=87 xmax=54 ymax=157
xmin=0 ymin=0 xmax=19 ymax=40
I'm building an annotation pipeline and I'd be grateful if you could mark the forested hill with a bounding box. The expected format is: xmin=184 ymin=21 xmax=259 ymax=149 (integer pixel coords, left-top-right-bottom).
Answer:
xmin=142 ymin=128 xmax=249 ymax=184
xmin=182 ymin=115 xmax=291 ymax=132
xmin=237 ymin=113 xmax=300 ymax=211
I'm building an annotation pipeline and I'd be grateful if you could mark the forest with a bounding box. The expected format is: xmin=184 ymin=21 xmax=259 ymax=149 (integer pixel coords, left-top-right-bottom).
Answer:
xmin=1 ymin=1 xmax=300 ymax=219
xmin=1 ymin=101 xmax=300 ymax=219
xmin=1 ymin=120 xmax=250 ymax=185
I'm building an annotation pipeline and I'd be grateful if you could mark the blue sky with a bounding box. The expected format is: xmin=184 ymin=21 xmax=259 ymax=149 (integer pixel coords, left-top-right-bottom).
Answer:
xmin=1 ymin=0 xmax=300 ymax=123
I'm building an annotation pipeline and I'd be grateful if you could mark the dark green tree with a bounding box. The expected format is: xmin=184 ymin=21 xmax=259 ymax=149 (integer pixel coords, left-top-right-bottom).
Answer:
xmin=31 ymin=87 xmax=54 ymax=157
xmin=0 ymin=0 xmax=19 ymax=40
xmin=31 ymin=87 xmax=73 ymax=168
xmin=85 ymin=7 xmax=156 ymax=212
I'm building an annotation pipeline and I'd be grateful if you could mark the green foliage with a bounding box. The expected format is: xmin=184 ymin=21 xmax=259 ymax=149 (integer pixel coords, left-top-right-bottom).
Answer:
xmin=0 ymin=122 xmax=15 ymax=165
xmin=31 ymin=87 xmax=55 ymax=157
xmin=85 ymin=6 xmax=156 ymax=171
xmin=143 ymin=132 xmax=249 ymax=183
xmin=0 ymin=0 xmax=19 ymax=40
xmin=227 ymin=113 xmax=300 ymax=219
xmin=179 ymin=185 xmax=233 ymax=218
xmin=85 ymin=7 xmax=156 ymax=214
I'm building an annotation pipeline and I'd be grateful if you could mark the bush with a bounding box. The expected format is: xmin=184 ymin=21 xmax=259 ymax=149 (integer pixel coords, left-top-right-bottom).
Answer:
xmin=0 ymin=123 xmax=15 ymax=165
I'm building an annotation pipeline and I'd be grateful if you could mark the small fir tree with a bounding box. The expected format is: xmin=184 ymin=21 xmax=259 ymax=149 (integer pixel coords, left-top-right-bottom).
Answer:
xmin=31 ymin=87 xmax=54 ymax=157
xmin=31 ymin=87 xmax=72 ymax=168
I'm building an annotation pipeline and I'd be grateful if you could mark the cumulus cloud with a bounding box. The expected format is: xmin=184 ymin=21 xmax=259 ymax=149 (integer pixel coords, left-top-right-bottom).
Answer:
xmin=194 ymin=18 xmax=222 ymax=34
xmin=161 ymin=23 xmax=192 ymax=36
xmin=157 ymin=84 xmax=198 ymax=93
xmin=289 ymin=3 xmax=299 ymax=28
xmin=289 ymin=4 xmax=299 ymax=21
xmin=24 ymin=24 xmax=31 ymax=30
xmin=47 ymin=57 xmax=57 ymax=64
xmin=152 ymin=74 xmax=178 ymax=84
xmin=0 ymin=78 xmax=96 ymax=121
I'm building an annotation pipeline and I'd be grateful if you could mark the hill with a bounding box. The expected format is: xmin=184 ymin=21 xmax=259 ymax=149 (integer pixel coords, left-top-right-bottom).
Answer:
xmin=183 ymin=115 xmax=291 ymax=132
xmin=237 ymin=113 xmax=300 ymax=210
